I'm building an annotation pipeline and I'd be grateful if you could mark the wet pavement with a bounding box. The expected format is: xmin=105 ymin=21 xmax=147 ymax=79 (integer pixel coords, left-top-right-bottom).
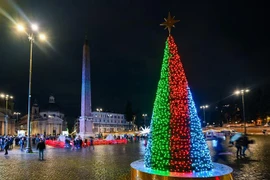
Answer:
xmin=0 ymin=135 xmax=269 ymax=180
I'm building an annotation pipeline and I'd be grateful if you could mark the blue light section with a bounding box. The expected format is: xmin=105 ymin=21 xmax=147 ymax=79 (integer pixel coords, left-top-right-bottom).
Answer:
xmin=81 ymin=40 xmax=92 ymax=117
xmin=187 ymin=88 xmax=213 ymax=171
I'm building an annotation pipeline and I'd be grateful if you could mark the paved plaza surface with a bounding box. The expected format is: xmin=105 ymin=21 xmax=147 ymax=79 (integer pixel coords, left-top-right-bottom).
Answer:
xmin=0 ymin=135 xmax=270 ymax=180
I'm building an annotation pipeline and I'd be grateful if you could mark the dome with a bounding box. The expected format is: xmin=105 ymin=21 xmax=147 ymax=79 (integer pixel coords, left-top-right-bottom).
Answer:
xmin=42 ymin=96 xmax=61 ymax=112
xmin=43 ymin=103 xmax=61 ymax=112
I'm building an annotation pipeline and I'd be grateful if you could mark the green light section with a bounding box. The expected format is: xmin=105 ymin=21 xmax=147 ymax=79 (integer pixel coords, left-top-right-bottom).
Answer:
xmin=144 ymin=38 xmax=171 ymax=171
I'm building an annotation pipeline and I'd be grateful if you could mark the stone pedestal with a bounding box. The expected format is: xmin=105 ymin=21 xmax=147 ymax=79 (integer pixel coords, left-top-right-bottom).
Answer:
xmin=79 ymin=116 xmax=95 ymax=139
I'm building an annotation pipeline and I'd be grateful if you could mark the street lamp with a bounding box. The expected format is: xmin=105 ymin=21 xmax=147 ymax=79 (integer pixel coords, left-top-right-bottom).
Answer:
xmin=96 ymin=108 xmax=103 ymax=134
xmin=16 ymin=23 xmax=47 ymax=153
xmin=200 ymin=105 xmax=209 ymax=126
xmin=14 ymin=112 xmax=21 ymax=122
xmin=14 ymin=112 xmax=21 ymax=134
xmin=142 ymin=114 xmax=147 ymax=127
xmin=234 ymin=89 xmax=249 ymax=134
xmin=0 ymin=94 xmax=13 ymax=136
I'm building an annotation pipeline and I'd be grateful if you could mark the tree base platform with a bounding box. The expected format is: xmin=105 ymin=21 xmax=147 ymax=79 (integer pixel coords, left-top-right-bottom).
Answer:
xmin=131 ymin=160 xmax=233 ymax=180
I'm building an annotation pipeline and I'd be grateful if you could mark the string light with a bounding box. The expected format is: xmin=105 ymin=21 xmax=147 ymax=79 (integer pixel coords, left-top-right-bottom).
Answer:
xmin=144 ymin=35 xmax=213 ymax=172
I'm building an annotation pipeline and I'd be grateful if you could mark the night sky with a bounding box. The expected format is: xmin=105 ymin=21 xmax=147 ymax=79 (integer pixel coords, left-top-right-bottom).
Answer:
xmin=1 ymin=0 xmax=270 ymax=121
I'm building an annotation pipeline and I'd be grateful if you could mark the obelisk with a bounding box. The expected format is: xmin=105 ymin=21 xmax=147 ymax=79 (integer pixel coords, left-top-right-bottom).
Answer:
xmin=79 ymin=38 xmax=94 ymax=139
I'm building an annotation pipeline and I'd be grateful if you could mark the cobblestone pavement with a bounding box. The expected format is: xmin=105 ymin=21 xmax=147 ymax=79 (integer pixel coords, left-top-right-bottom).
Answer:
xmin=0 ymin=135 xmax=269 ymax=180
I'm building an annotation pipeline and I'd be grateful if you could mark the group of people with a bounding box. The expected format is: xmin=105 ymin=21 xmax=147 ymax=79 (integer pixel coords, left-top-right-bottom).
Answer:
xmin=65 ymin=136 xmax=94 ymax=150
xmin=212 ymin=133 xmax=254 ymax=162
xmin=233 ymin=135 xmax=253 ymax=158
xmin=0 ymin=136 xmax=13 ymax=155
xmin=0 ymin=135 xmax=46 ymax=160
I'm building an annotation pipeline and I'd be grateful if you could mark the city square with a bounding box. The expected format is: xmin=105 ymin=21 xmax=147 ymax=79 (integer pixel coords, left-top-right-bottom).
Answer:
xmin=1 ymin=0 xmax=270 ymax=180
xmin=0 ymin=135 xmax=270 ymax=180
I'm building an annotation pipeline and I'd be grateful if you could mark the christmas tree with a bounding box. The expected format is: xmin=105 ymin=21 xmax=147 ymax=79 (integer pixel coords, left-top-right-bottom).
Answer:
xmin=144 ymin=13 xmax=213 ymax=173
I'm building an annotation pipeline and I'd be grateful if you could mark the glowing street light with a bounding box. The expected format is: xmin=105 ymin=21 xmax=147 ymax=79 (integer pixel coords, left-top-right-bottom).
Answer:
xmin=39 ymin=33 xmax=46 ymax=41
xmin=234 ymin=89 xmax=249 ymax=134
xmin=16 ymin=22 xmax=48 ymax=153
xmin=142 ymin=114 xmax=148 ymax=127
xmin=17 ymin=24 xmax=25 ymax=32
xmin=96 ymin=108 xmax=103 ymax=112
xmin=200 ymin=105 xmax=209 ymax=126
xmin=234 ymin=89 xmax=249 ymax=95
xmin=14 ymin=112 xmax=21 ymax=122
xmin=31 ymin=24 xmax=38 ymax=31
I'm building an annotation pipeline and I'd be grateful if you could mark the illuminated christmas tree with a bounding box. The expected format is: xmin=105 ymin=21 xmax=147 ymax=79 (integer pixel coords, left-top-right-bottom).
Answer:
xmin=144 ymin=13 xmax=213 ymax=173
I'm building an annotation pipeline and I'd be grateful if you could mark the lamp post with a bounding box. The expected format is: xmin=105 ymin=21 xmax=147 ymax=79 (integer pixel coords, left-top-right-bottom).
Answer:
xmin=234 ymin=89 xmax=249 ymax=134
xmin=14 ymin=112 xmax=21 ymax=135
xmin=200 ymin=105 xmax=208 ymax=126
xmin=142 ymin=114 xmax=147 ymax=127
xmin=0 ymin=94 xmax=13 ymax=135
xmin=16 ymin=23 xmax=47 ymax=153
xmin=132 ymin=115 xmax=136 ymax=131
xmin=96 ymin=108 xmax=103 ymax=134
xmin=14 ymin=112 xmax=21 ymax=122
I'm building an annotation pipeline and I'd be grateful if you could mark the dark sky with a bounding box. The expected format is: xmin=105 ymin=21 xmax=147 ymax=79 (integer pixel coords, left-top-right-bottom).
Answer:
xmin=1 ymin=0 xmax=270 ymax=119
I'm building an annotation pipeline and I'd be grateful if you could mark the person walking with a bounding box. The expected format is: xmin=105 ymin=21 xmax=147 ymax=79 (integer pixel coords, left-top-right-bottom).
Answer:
xmin=37 ymin=138 xmax=46 ymax=160
xmin=9 ymin=137 xmax=14 ymax=149
xmin=242 ymin=135 xmax=254 ymax=157
xmin=19 ymin=138 xmax=25 ymax=151
xmin=89 ymin=137 xmax=94 ymax=150
xmin=4 ymin=139 xmax=9 ymax=155
xmin=212 ymin=136 xmax=229 ymax=162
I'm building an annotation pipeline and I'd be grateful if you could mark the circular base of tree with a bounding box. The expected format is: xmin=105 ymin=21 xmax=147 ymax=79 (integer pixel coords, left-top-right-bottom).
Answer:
xmin=130 ymin=159 xmax=233 ymax=180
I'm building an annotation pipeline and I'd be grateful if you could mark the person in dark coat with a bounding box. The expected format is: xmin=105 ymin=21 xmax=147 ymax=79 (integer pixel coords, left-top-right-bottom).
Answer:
xmin=235 ymin=136 xmax=243 ymax=158
xmin=37 ymin=139 xmax=46 ymax=160
xmin=4 ymin=139 xmax=9 ymax=155
xmin=242 ymin=135 xmax=254 ymax=157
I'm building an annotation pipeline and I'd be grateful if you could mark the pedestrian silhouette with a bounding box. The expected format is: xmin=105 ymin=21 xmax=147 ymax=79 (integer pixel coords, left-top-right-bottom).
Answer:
xmin=37 ymin=138 xmax=46 ymax=160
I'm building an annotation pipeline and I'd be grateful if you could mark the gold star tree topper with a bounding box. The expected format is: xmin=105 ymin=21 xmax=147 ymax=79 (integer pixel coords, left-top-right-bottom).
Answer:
xmin=160 ymin=12 xmax=180 ymax=34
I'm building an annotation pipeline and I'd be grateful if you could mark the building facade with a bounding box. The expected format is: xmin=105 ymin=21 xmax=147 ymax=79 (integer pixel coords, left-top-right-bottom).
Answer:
xmin=74 ymin=111 xmax=135 ymax=134
xmin=0 ymin=108 xmax=16 ymax=136
xmin=18 ymin=96 xmax=67 ymax=136
xmin=0 ymin=96 xmax=16 ymax=136
xmin=92 ymin=111 xmax=132 ymax=133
